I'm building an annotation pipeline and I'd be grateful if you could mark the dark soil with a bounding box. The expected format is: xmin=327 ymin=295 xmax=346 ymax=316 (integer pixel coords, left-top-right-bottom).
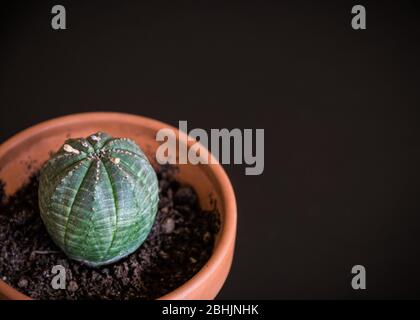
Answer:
xmin=0 ymin=165 xmax=220 ymax=300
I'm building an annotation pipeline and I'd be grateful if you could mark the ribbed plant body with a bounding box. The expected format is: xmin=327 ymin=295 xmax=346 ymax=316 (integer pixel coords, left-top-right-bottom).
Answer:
xmin=38 ymin=132 xmax=159 ymax=267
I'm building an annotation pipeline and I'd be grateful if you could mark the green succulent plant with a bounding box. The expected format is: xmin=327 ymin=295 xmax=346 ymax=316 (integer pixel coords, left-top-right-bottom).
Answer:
xmin=38 ymin=132 xmax=159 ymax=267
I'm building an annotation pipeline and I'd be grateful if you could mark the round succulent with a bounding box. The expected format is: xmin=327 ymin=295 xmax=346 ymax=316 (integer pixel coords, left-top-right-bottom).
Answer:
xmin=38 ymin=132 xmax=159 ymax=267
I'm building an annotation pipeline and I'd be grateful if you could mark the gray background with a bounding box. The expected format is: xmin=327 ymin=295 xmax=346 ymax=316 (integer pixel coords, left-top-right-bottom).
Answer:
xmin=1 ymin=0 xmax=419 ymax=298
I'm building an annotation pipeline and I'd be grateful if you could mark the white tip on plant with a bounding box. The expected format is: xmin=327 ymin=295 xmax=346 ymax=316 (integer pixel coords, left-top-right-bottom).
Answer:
xmin=111 ymin=157 xmax=121 ymax=164
xmin=63 ymin=144 xmax=80 ymax=155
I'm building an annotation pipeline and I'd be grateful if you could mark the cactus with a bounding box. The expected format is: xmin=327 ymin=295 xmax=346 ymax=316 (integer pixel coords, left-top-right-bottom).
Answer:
xmin=38 ymin=132 xmax=159 ymax=267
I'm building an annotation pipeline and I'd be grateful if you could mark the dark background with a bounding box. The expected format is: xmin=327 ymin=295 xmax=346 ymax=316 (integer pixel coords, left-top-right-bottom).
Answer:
xmin=1 ymin=0 xmax=420 ymax=299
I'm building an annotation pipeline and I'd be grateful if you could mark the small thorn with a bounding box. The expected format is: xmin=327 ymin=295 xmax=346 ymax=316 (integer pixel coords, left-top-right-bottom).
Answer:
xmin=91 ymin=135 xmax=101 ymax=142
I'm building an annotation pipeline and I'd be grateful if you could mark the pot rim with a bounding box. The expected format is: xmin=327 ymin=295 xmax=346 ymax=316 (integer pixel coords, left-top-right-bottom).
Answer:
xmin=0 ymin=112 xmax=237 ymax=300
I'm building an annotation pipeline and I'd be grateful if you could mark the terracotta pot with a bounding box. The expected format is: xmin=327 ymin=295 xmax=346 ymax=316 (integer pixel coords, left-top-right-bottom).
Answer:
xmin=0 ymin=112 xmax=237 ymax=300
